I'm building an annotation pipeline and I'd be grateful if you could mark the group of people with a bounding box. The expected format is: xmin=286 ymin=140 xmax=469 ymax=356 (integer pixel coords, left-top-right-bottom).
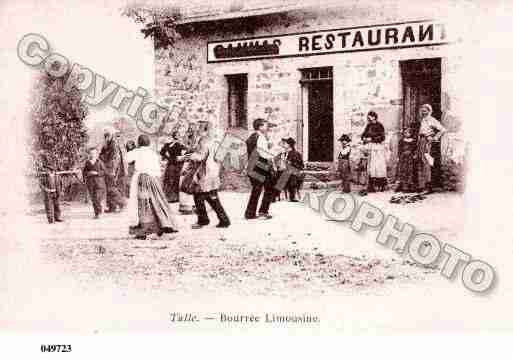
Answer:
xmin=336 ymin=103 xmax=446 ymax=196
xmin=243 ymin=118 xmax=305 ymax=220
xmin=80 ymin=117 xmax=305 ymax=239
xmin=80 ymin=122 xmax=232 ymax=239
xmin=39 ymin=128 xmax=129 ymax=224
xmin=82 ymin=128 xmax=128 ymax=220
xmin=42 ymin=103 xmax=445 ymax=238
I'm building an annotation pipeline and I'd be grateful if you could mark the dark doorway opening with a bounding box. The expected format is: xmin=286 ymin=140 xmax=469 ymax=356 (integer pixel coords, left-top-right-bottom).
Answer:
xmin=226 ymin=74 xmax=248 ymax=129
xmin=301 ymin=67 xmax=333 ymax=162
xmin=400 ymin=58 xmax=443 ymax=188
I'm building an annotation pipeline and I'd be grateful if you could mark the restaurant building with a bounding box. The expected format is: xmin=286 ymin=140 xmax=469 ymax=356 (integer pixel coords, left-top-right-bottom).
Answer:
xmin=154 ymin=1 xmax=469 ymax=190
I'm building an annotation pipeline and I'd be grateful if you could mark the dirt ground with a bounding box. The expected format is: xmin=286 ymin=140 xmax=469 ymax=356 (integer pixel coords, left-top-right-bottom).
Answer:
xmin=2 ymin=190 xmax=512 ymax=333
xmin=35 ymin=191 xmax=438 ymax=296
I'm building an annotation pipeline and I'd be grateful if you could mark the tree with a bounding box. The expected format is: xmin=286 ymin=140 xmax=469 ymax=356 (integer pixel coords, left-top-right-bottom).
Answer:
xmin=121 ymin=2 xmax=182 ymax=51
xmin=29 ymin=70 xmax=89 ymax=173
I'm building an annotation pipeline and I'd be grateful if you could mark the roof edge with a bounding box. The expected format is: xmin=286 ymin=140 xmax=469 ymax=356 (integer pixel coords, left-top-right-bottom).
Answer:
xmin=176 ymin=4 xmax=311 ymax=25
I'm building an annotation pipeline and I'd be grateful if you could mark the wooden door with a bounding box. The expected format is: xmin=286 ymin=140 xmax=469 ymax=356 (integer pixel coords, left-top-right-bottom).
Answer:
xmin=401 ymin=58 xmax=443 ymax=187
xmin=401 ymin=58 xmax=442 ymax=132
xmin=307 ymin=81 xmax=333 ymax=162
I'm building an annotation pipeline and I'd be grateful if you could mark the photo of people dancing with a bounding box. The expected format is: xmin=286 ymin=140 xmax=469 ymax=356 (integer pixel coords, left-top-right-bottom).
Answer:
xmin=35 ymin=106 xmax=448 ymax=233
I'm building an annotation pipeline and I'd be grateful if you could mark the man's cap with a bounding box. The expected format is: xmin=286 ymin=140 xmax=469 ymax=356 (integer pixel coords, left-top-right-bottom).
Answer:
xmin=338 ymin=134 xmax=351 ymax=142
xmin=281 ymin=137 xmax=296 ymax=147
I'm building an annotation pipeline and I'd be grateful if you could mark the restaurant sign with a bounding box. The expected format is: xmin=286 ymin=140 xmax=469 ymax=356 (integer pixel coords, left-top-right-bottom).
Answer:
xmin=207 ymin=20 xmax=449 ymax=63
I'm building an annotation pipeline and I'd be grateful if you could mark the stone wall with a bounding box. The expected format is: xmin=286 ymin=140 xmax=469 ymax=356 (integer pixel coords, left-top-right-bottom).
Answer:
xmin=153 ymin=3 xmax=469 ymax=191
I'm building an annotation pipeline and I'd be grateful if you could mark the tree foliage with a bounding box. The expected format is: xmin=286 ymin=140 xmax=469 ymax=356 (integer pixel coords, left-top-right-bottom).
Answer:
xmin=122 ymin=2 xmax=182 ymax=50
xmin=29 ymin=70 xmax=89 ymax=173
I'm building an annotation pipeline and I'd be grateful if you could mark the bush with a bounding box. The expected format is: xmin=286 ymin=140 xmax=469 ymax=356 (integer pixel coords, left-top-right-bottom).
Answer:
xmin=441 ymin=160 xmax=465 ymax=192
xmin=28 ymin=71 xmax=89 ymax=173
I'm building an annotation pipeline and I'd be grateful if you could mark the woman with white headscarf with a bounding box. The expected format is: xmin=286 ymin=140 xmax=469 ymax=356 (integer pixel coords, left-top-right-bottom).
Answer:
xmin=416 ymin=104 xmax=446 ymax=193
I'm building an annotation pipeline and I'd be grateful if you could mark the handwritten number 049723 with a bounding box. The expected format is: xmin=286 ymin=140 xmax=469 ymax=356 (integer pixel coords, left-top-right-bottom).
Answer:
xmin=40 ymin=345 xmax=72 ymax=353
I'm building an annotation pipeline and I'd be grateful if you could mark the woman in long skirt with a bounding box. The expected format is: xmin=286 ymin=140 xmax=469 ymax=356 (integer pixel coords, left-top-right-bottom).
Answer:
xmin=395 ymin=127 xmax=417 ymax=192
xmin=178 ymin=125 xmax=199 ymax=215
xmin=361 ymin=111 xmax=388 ymax=193
xmin=127 ymin=134 xmax=178 ymax=239
xmin=415 ymin=104 xmax=446 ymax=193
xmin=160 ymin=130 xmax=187 ymax=203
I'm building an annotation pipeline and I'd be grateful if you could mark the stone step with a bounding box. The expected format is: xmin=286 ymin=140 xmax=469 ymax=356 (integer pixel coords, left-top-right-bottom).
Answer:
xmin=302 ymin=169 xmax=337 ymax=183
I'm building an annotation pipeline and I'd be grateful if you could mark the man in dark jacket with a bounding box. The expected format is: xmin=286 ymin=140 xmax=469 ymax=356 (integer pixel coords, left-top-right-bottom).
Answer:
xmin=83 ymin=147 xmax=107 ymax=219
xmin=281 ymin=137 xmax=304 ymax=202
xmin=99 ymin=128 xmax=127 ymax=212
xmin=38 ymin=153 xmax=63 ymax=223
xmin=244 ymin=118 xmax=276 ymax=219
xmin=273 ymin=137 xmax=304 ymax=202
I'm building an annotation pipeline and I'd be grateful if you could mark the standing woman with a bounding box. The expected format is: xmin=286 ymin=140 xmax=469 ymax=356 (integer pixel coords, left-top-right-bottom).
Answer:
xmin=160 ymin=129 xmax=187 ymax=203
xmin=127 ymin=134 xmax=178 ymax=239
xmin=178 ymin=124 xmax=197 ymax=215
xmin=416 ymin=104 xmax=446 ymax=193
xmin=361 ymin=111 xmax=387 ymax=193
xmin=180 ymin=122 xmax=230 ymax=229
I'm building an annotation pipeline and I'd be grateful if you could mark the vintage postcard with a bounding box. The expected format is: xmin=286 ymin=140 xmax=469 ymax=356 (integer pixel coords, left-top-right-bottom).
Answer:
xmin=1 ymin=0 xmax=512 ymax=356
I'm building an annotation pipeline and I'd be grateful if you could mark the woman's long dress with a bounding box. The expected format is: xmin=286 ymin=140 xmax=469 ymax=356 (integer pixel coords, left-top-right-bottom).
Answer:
xmin=416 ymin=135 xmax=432 ymax=190
xmin=178 ymin=134 xmax=200 ymax=214
xmin=397 ymin=139 xmax=417 ymax=192
xmin=160 ymin=141 xmax=187 ymax=203
xmin=416 ymin=115 xmax=446 ymax=191
xmin=361 ymin=121 xmax=387 ymax=189
xmin=126 ymin=146 xmax=178 ymax=237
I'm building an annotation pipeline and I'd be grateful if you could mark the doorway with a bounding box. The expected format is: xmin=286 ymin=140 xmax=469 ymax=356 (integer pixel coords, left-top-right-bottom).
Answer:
xmin=400 ymin=58 xmax=442 ymax=187
xmin=226 ymin=74 xmax=248 ymax=129
xmin=300 ymin=67 xmax=334 ymax=162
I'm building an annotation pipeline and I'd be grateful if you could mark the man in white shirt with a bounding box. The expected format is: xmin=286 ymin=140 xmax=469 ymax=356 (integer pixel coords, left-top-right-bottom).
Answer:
xmin=244 ymin=118 xmax=276 ymax=220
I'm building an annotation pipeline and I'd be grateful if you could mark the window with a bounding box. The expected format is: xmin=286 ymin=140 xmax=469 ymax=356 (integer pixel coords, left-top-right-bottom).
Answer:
xmin=300 ymin=67 xmax=333 ymax=83
xmin=226 ymin=74 xmax=248 ymax=129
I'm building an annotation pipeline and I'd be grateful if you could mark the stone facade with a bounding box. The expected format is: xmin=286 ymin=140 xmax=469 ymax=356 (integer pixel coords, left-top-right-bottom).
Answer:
xmin=153 ymin=3 xmax=469 ymax=191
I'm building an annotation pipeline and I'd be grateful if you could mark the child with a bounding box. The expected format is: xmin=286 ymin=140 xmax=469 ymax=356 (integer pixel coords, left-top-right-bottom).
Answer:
xmin=337 ymin=134 xmax=352 ymax=193
xmin=38 ymin=154 xmax=63 ymax=224
xmin=274 ymin=138 xmax=304 ymax=202
xmin=82 ymin=147 xmax=106 ymax=219
xmin=272 ymin=139 xmax=289 ymax=202
xmin=395 ymin=127 xmax=417 ymax=193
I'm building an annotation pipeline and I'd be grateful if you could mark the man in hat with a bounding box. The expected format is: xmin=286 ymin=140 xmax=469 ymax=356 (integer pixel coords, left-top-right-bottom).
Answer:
xmin=244 ymin=118 xmax=276 ymax=219
xmin=275 ymin=137 xmax=304 ymax=202
xmin=100 ymin=127 xmax=127 ymax=212
xmin=38 ymin=152 xmax=64 ymax=223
